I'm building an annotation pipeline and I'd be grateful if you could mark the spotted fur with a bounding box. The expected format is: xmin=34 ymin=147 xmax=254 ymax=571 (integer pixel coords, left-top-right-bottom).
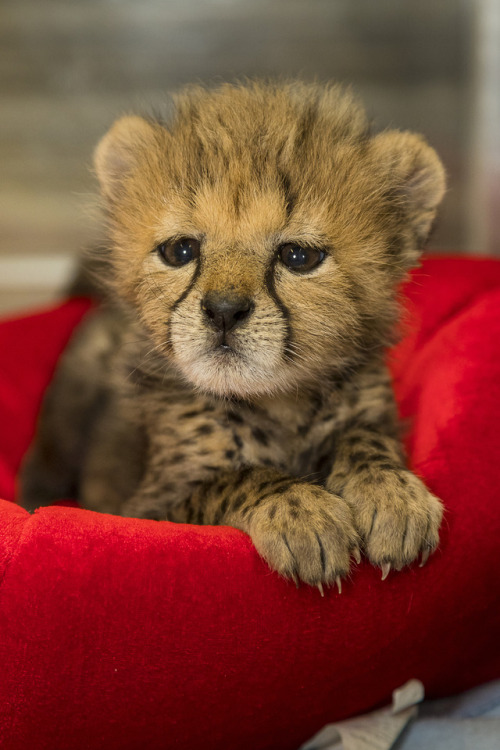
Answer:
xmin=20 ymin=80 xmax=445 ymax=587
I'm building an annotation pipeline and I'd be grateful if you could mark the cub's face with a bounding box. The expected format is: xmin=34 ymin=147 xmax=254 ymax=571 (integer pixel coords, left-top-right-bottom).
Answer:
xmin=95 ymin=82 xmax=445 ymax=398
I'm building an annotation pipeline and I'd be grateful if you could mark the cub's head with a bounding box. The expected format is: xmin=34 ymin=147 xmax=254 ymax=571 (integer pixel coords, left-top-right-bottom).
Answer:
xmin=94 ymin=81 xmax=445 ymax=398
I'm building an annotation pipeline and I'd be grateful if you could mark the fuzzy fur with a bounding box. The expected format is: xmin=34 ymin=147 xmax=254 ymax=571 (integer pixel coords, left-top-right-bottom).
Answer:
xmin=20 ymin=81 xmax=446 ymax=588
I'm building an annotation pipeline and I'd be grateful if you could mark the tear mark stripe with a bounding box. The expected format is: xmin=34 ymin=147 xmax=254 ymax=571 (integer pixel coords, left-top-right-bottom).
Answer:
xmin=264 ymin=257 xmax=293 ymax=359
xmin=166 ymin=258 xmax=202 ymax=347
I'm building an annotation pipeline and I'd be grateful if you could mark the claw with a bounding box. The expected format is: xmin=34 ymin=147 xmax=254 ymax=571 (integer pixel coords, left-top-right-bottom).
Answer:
xmin=352 ymin=547 xmax=361 ymax=565
xmin=291 ymin=573 xmax=300 ymax=589
xmin=317 ymin=582 xmax=325 ymax=597
xmin=335 ymin=576 xmax=342 ymax=594
xmin=381 ymin=562 xmax=391 ymax=581
xmin=419 ymin=548 xmax=431 ymax=567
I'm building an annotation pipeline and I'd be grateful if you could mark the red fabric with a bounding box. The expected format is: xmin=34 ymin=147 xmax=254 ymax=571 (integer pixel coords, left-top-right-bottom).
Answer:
xmin=0 ymin=257 xmax=499 ymax=750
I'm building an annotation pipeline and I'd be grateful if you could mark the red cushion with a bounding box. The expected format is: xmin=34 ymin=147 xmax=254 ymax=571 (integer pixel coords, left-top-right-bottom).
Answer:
xmin=0 ymin=257 xmax=499 ymax=750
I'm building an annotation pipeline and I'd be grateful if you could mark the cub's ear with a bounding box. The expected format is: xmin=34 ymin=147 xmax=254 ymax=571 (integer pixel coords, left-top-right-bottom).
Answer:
xmin=93 ymin=116 xmax=161 ymax=202
xmin=370 ymin=131 xmax=446 ymax=249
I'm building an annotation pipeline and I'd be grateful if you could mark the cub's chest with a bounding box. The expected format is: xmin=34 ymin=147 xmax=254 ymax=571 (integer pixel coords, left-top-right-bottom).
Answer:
xmin=222 ymin=398 xmax=342 ymax=479
xmin=154 ymin=391 xmax=344 ymax=481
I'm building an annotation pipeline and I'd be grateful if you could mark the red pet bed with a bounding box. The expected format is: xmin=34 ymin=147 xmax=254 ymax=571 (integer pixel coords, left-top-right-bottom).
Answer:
xmin=0 ymin=257 xmax=499 ymax=750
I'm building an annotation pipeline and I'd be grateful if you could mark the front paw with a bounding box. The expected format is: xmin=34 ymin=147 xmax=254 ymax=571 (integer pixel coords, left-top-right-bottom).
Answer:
xmin=340 ymin=468 xmax=443 ymax=576
xmin=246 ymin=484 xmax=359 ymax=589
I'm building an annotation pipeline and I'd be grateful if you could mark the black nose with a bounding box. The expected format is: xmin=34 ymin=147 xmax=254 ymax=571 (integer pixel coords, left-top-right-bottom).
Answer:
xmin=201 ymin=293 xmax=253 ymax=333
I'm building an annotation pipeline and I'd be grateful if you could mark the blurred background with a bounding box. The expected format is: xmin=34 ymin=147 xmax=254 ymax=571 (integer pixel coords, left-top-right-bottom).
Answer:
xmin=1 ymin=0 xmax=499 ymax=314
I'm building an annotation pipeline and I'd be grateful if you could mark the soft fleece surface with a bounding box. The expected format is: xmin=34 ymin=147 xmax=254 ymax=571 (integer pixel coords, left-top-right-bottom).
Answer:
xmin=0 ymin=257 xmax=499 ymax=750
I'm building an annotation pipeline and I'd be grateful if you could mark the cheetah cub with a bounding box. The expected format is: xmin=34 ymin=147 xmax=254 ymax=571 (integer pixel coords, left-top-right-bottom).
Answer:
xmin=21 ymin=81 xmax=445 ymax=590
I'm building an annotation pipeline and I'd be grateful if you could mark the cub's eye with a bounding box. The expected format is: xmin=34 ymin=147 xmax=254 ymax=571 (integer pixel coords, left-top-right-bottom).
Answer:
xmin=157 ymin=238 xmax=200 ymax=267
xmin=279 ymin=243 xmax=325 ymax=273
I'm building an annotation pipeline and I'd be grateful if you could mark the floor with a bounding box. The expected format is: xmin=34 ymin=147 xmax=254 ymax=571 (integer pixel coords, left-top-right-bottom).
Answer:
xmin=1 ymin=0 xmax=499 ymax=314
